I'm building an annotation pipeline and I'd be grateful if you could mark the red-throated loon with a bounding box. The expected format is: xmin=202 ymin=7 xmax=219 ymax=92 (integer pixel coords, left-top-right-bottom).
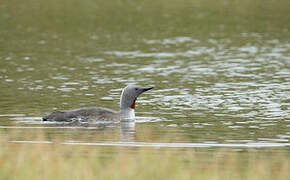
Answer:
xmin=42 ymin=85 xmax=153 ymax=122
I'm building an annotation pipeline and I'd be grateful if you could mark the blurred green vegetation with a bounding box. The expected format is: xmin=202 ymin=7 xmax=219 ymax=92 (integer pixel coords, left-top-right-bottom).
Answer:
xmin=0 ymin=133 xmax=289 ymax=180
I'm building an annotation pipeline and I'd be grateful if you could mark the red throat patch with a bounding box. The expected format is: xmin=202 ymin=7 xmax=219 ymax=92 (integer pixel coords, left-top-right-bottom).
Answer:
xmin=131 ymin=99 xmax=136 ymax=109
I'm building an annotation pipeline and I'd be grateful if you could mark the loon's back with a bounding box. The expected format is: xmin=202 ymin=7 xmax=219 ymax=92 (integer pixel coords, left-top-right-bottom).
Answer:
xmin=42 ymin=107 xmax=120 ymax=122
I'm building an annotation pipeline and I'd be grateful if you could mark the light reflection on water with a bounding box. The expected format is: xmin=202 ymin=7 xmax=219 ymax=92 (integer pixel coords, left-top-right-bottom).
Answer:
xmin=0 ymin=113 xmax=289 ymax=148
xmin=9 ymin=140 xmax=290 ymax=148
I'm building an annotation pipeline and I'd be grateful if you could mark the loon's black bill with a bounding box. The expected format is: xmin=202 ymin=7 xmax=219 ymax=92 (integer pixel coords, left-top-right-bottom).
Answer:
xmin=143 ymin=87 xmax=154 ymax=92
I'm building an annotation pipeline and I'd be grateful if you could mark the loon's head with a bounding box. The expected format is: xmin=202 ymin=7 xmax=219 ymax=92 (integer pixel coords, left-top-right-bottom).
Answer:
xmin=120 ymin=85 xmax=153 ymax=110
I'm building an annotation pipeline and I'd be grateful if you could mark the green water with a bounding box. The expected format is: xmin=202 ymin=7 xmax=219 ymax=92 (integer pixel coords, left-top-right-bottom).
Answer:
xmin=0 ymin=0 xmax=289 ymax=148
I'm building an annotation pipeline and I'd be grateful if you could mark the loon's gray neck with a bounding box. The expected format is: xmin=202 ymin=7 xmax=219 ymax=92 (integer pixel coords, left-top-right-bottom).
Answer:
xmin=120 ymin=89 xmax=136 ymax=121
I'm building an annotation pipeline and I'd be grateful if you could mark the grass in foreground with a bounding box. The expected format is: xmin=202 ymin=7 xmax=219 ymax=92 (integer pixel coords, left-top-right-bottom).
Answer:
xmin=0 ymin=136 xmax=289 ymax=180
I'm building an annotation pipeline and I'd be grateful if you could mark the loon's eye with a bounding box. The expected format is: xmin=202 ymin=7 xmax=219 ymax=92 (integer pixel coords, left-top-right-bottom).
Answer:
xmin=135 ymin=88 xmax=138 ymax=91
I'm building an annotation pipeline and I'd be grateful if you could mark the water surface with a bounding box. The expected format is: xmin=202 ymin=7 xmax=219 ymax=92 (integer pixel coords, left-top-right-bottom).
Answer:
xmin=0 ymin=0 xmax=290 ymax=151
